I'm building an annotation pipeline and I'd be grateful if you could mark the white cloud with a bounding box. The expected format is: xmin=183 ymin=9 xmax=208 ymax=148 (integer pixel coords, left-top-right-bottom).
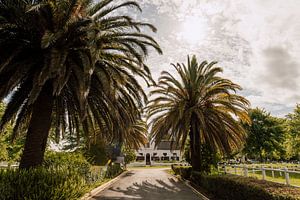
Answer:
xmin=219 ymin=1 xmax=300 ymax=112
xmin=133 ymin=0 xmax=300 ymax=116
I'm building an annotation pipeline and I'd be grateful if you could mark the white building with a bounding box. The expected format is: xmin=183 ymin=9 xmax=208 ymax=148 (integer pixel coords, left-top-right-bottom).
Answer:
xmin=136 ymin=140 xmax=182 ymax=165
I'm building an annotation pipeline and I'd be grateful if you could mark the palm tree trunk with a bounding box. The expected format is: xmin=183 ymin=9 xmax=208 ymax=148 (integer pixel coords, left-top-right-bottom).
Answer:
xmin=190 ymin=116 xmax=202 ymax=172
xmin=19 ymin=82 xmax=54 ymax=169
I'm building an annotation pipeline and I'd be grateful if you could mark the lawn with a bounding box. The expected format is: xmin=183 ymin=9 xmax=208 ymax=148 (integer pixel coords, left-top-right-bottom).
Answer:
xmin=222 ymin=163 xmax=300 ymax=187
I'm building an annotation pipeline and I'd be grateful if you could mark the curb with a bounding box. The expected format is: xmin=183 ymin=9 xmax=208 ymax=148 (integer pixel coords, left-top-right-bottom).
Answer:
xmin=81 ymin=170 xmax=128 ymax=200
xmin=173 ymin=174 xmax=210 ymax=200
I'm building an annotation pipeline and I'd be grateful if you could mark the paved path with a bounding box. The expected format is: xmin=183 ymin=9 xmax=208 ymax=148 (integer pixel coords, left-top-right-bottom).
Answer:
xmin=90 ymin=168 xmax=203 ymax=200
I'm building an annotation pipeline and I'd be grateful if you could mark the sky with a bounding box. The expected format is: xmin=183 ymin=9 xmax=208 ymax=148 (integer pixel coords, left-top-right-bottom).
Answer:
xmin=119 ymin=0 xmax=300 ymax=117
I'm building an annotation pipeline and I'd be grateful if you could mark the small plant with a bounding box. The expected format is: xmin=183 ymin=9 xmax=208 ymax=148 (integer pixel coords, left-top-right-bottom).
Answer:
xmin=105 ymin=163 xmax=123 ymax=178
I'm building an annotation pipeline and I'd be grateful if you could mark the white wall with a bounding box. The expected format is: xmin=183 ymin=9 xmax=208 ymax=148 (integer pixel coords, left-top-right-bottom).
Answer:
xmin=135 ymin=141 xmax=182 ymax=161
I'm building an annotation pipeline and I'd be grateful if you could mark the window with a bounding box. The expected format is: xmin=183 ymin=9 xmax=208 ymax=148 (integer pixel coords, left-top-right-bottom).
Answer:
xmin=153 ymin=153 xmax=157 ymax=156
xmin=163 ymin=153 xmax=167 ymax=156
xmin=139 ymin=153 xmax=143 ymax=156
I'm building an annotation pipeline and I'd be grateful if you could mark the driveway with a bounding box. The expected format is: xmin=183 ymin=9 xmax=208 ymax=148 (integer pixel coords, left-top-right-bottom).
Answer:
xmin=90 ymin=168 xmax=203 ymax=200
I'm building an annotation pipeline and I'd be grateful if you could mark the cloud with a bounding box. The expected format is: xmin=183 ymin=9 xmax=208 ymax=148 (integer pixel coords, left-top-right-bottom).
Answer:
xmin=124 ymin=0 xmax=300 ymax=116
xmin=206 ymin=0 xmax=300 ymax=114
xmin=260 ymin=47 xmax=300 ymax=90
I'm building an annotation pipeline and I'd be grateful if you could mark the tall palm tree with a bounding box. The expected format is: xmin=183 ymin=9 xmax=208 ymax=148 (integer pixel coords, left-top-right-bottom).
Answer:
xmin=147 ymin=56 xmax=249 ymax=172
xmin=0 ymin=0 xmax=162 ymax=169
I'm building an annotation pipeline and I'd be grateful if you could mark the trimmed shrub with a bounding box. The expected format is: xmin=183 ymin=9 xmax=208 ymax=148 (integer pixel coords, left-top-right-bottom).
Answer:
xmin=191 ymin=172 xmax=300 ymax=200
xmin=171 ymin=164 xmax=192 ymax=179
xmin=0 ymin=167 xmax=87 ymax=200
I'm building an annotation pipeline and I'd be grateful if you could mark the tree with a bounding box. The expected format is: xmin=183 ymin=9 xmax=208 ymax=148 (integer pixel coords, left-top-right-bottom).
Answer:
xmin=285 ymin=104 xmax=300 ymax=160
xmin=147 ymin=55 xmax=249 ymax=172
xmin=183 ymin=139 xmax=220 ymax=173
xmin=0 ymin=0 xmax=161 ymax=169
xmin=119 ymin=120 xmax=148 ymax=150
xmin=242 ymin=108 xmax=286 ymax=161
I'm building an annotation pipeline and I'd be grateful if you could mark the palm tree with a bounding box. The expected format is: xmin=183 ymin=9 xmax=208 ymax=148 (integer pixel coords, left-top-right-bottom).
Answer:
xmin=121 ymin=120 xmax=148 ymax=150
xmin=0 ymin=0 xmax=162 ymax=169
xmin=147 ymin=56 xmax=249 ymax=172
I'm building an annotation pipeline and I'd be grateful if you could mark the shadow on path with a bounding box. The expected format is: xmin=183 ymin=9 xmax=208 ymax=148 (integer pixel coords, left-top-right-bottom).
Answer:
xmin=95 ymin=177 xmax=199 ymax=200
xmin=122 ymin=171 xmax=135 ymax=177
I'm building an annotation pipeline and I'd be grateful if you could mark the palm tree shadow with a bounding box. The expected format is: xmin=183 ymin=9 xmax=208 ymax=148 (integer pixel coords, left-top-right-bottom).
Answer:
xmin=122 ymin=171 xmax=135 ymax=177
xmin=97 ymin=178 xmax=199 ymax=200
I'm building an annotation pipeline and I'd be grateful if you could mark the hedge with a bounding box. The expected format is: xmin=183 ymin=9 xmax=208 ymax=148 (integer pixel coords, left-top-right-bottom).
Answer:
xmin=0 ymin=167 xmax=87 ymax=200
xmin=171 ymin=164 xmax=192 ymax=179
xmin=191 ymin=171 xmax=300 ymax=200
xmin=0 ymin=152 xmax=123 ymax=200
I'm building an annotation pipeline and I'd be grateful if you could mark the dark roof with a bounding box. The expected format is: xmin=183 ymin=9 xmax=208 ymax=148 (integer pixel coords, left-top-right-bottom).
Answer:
xmin=157 ymin=141 xmax=180 ymax=150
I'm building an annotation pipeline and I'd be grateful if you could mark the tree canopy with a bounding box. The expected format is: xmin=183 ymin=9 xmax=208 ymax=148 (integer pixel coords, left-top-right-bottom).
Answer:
xmin=285 ymin=104 xmax=300 ymax=160
xmin=242 ymin=108 xmax=286 ymax=161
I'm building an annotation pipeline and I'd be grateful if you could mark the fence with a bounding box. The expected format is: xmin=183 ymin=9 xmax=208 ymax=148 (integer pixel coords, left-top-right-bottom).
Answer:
xmin=218 ymin=164 xmax=300 ymax=186
xmin=0 ymin=162 xmax=19 ymax=169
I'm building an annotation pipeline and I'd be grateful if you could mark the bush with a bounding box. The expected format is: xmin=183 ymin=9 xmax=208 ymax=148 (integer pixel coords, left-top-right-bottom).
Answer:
xmin=0 ymin=167 xmax=87 ymax=200
xmin=43 ymin=151 xmax=91 ymax=177
xmin=83 ymin=143 xmax=109 ymax=166
xmin=171 ymin=164 xmax=192 ymax=179
xmin=123 ymin=148 xmax=136 ymax=164
xmin=0 ymin=152 xmax=124 ymax=200
xmin=43 ymin=151 xmax=111 ymax=185
xmin=191 ymin=172 xmax=300 ymax=200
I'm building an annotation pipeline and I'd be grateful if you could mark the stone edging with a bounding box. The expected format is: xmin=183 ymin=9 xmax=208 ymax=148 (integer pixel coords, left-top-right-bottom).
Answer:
xmin=173 ymin=174 xmax=210 ymax=200
xmin=81 ymin=170 xmax=128 ymax=200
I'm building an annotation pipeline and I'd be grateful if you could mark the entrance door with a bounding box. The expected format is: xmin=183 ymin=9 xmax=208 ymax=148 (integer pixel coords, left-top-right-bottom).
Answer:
xmin=146 ymin=153 xmax=151 ymax=165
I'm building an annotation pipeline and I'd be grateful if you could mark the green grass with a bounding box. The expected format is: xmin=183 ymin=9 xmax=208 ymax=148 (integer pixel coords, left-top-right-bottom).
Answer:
xmin=244 ymin=163 xmax=300 ymax=171
xmin=249 ymin=170 xmax=300 ymax=186
xmin=222 ymin=164 xmax=300 ymax=187
xmin=165 ymin=169 xmax=175 ymax=175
